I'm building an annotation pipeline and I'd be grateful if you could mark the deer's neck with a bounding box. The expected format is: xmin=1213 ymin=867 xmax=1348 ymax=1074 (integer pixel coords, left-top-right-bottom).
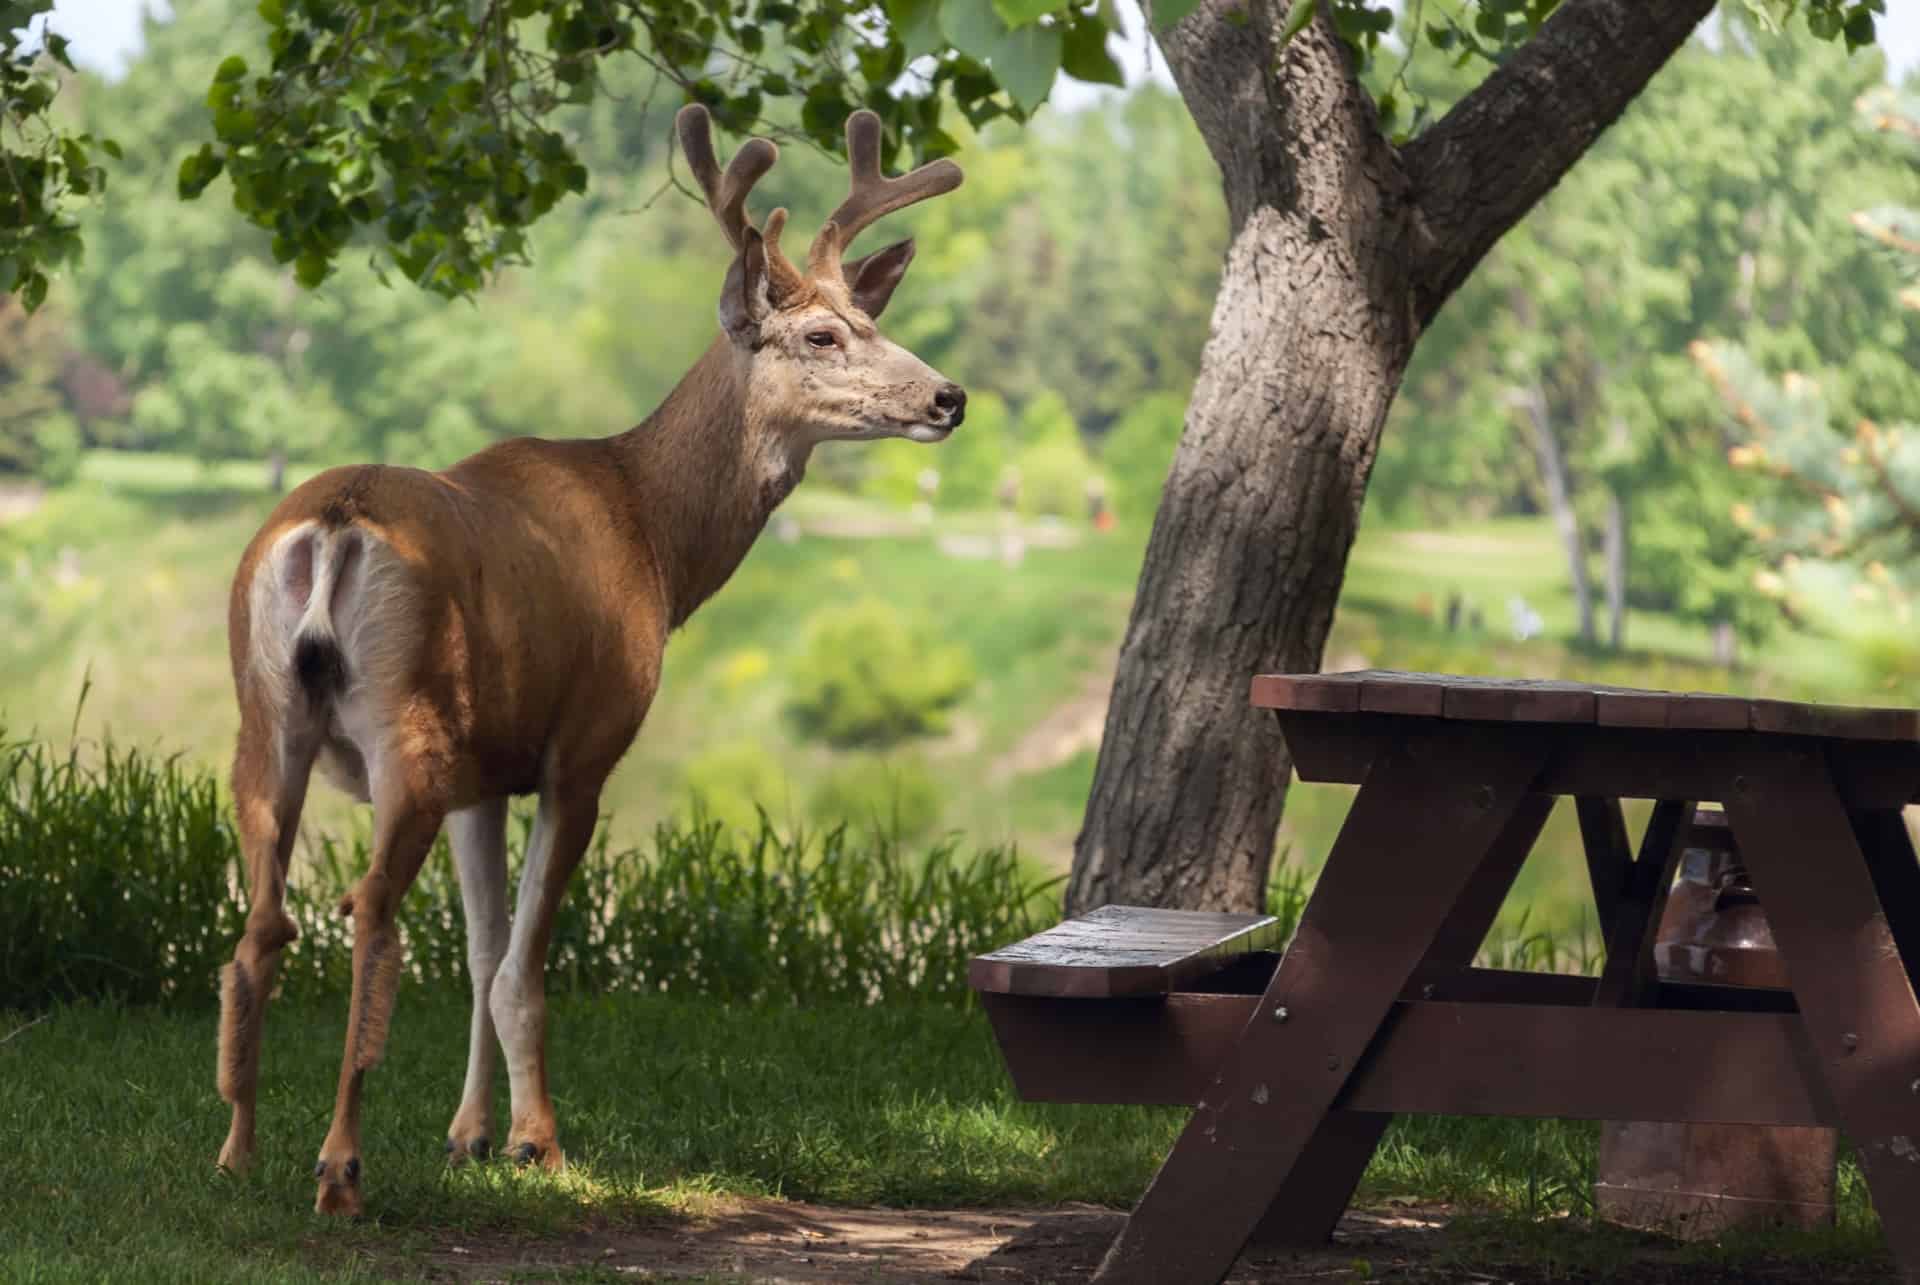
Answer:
xmin=611 ymin=337 xmax=808 ymax=627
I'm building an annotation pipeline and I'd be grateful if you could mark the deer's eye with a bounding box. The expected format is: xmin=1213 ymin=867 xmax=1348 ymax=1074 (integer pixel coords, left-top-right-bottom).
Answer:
xmin=806 ymin=331 xmax=839 ymax=349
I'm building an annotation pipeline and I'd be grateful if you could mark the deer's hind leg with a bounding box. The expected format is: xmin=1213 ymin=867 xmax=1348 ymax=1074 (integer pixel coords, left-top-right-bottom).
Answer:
xmin=217 ymin=705 xmax=320 ymax=1175
xmin=444 ymin=796 xmax=509 ymax=1164
xmin=312 ymin=746 xmax=448 ymax=1216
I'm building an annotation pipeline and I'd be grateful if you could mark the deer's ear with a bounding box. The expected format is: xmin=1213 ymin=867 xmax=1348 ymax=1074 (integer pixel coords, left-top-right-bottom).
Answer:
xmin=719 ymin=227 xmax=776 ymax=338
xmin=845 ymin=238 xmax=916 ymax=320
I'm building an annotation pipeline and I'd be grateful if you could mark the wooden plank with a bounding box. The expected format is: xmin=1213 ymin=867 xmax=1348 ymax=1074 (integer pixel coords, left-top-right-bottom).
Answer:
xmin=1725 ymin=747 xmax=1920 ymax=1285
xmin=1254 ymin=670 xmax=1920 ymax=743
xmin=1356 ymin=670 xmax=1446 ymax=716
xmin=1751 ymin=699 xmax=1920 ymax=743
xmin=967 ymin=905 xmax=1282 ymax=998
xmin=1443 ymin=678 xmax=1599 ymax=725
xmin=981 ymin=992 xmax=1834 ymax=1128
xmin=1091 ymin=722 xmax=1551 ymax=1285
xmin=1248 ymin=672 xmax=1360 ymax=713
xmin=1277 ymin=713 xmax=1920 ymax=809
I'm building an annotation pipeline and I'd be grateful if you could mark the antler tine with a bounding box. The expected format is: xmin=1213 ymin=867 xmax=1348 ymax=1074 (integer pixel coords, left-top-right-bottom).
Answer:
xmin=808 ymin=110 xmax=964 ymax=281
xmin=675 ymin=104 xmax=779 ymax=254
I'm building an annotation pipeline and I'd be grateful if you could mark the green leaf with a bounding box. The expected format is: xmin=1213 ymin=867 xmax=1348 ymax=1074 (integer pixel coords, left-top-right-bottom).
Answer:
xmin=20 ymin=270 xmax=47 ymax=314
xmin=992 ymin=22 xmax=1061 ymax=112
xmin=98 ymin=137 xmax=122 ymax=161
xmin=992 ymin=0 xmax=1058 ymax=29
xmin=1150 ymin=0 xmax=1204 ymax=29
xmin=940 ymin=0 xmax=1008 ymax=63
xmin=886 ymin=0 xmax=947 ymax=60
xmin=1279 ymin=0 xmax=1314 ymax=43
xmin=1061 ymin=17 xmax=1124 ymax=86
xmin=293 ymin=250 xmax=331 ymax=289
xmin=214 ymin=54 xmax=248 ymax=83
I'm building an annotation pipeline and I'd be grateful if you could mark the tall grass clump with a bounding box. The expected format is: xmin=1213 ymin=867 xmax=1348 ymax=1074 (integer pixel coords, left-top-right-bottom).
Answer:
xmin=0 ymin=731 xmax=244 ymax=1011
xmin=278 ymin=808 xmax=1062 ymax=1007
xmin=3 ymin=712 xmax=1062 ymax=1011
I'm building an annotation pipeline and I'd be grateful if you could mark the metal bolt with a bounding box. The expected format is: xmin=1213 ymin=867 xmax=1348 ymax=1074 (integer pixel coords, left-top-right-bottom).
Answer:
xmin=1272 ymin=1005 xmax=1290 ymax=1024
xmin=1325 ymin=1055 xmax=1340 ymax=1072
xmin=1732 ymin=775 xmax=1749 ymax=796
xmin=1908 ymin=1078 xmax=1919 ymax=1095
xmin=1421 ymin=984 xmax=1437 ymax=1000
xmin=1844 ymin=1033 xmax=1860 ymax=1054
xmin=1472 ymin=785 xmax=1495 ymax=811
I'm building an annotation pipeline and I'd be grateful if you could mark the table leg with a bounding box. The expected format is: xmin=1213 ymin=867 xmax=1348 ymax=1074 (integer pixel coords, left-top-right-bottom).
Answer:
xmin=1250 ymin=791 xmax=1556 ymax=1247
xmin=1092 ymin=725 xmax=1551 ymax=1285
xmin=1853 ymin=809 xmax=1920 ymax=985
xmin=1575 ymin=796 xmax=1630 ymax=935
xmin=1592 ymin=799 xmax=1692 ymax=1009
xmin=1724 ymin=750 xmax=1920 ymax=1285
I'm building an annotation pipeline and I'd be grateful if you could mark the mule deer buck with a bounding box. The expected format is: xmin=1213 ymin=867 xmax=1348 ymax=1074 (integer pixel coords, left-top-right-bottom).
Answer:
xmin=214 ymin=105 xmax=965 ymax=1214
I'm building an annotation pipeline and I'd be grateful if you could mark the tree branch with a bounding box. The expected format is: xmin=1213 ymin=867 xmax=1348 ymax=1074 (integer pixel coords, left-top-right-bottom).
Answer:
xmin=1402 ymin=0 xmax=1715 ymax=326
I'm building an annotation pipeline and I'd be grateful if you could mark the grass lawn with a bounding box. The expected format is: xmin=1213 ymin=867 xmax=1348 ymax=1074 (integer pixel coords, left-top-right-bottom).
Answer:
xmin=0 ymin=995 xmax=1892 ymax=1282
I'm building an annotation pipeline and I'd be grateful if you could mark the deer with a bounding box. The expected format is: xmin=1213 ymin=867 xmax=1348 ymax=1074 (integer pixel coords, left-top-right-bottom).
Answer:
xmin=213 ymin=104 xmax=965 ymax=1215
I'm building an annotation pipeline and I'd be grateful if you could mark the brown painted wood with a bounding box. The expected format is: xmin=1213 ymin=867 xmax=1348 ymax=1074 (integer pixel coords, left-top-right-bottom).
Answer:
xmin=1275 ymin=713 xmax=1920 ymax=808
xmin=1248 ymin=672 xmax=1360 ymax=713
xmin=1091 ymin=722 xmax=1551 ymax=1285
xmin=1854 ymin=809 xmax=1920 ymax=983
xmin=1593 ymin=800 xmax=1692 ymax=1009
xmin=1252 ymin=790 xmax=1557 ymax=1249
xmin=1575 ymin=796 xmax=1630 ymax=932
xmin=967 ymin=905 xmax=1283 ymax=998
xmin=1724 ymin=747 xmax=1920 ymax=1285
xmin=982 ymin=991 xmax=1832 ymax=1127
xmin=1253 ymin=670 xmax=1920 ymax=744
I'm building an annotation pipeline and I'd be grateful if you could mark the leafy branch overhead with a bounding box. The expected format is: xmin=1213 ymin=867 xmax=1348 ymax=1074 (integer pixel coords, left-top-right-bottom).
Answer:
xmin=0 ymin=0 xmax=1890 ymax=308
xmin=0 ymin=1 xmax=119 ymax=311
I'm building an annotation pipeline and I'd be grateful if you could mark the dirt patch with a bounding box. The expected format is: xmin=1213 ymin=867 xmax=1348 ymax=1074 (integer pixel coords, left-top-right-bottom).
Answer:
xmin=989 ymin=655 xmax=1116 ymax=787
xmin=402 ymin=1199 xmax=1889 ymax=1283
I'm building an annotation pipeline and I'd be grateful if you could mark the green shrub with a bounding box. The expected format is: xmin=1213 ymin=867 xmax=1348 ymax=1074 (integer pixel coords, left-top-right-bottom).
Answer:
xmin=1 ymin=722 xmax=1058 ymax=1012
xmin=809 ymin=754 xmax=942 ymax=840
xmin=0 ymin=733 xmax=245 ymax=1011
xmin=785 ymin=598 xmax=975 ymax=747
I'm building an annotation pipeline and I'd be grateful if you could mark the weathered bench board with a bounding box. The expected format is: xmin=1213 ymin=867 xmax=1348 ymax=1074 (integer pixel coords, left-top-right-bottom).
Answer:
xmin=967 ymin=904 xmax=1281 ymax=998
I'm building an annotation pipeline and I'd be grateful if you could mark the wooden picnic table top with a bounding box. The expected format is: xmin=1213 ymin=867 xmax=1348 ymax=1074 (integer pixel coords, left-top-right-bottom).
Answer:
xmin=1251 ymin=669 xmax=1920 ymax=742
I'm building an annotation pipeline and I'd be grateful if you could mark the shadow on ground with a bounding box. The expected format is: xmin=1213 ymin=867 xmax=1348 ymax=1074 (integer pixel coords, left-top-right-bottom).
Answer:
xmin=402 ymin=1200 xmax=1895 ymax=1283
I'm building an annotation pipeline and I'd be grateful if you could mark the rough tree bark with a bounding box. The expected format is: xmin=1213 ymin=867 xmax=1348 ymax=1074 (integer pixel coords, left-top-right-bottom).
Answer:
xmin=1065 ymin=0 xmax=1718 ymax=914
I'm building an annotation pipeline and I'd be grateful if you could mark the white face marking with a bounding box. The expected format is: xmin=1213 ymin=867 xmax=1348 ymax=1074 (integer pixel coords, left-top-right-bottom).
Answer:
xmin=742 ymin=298 xmax=962 ymax=449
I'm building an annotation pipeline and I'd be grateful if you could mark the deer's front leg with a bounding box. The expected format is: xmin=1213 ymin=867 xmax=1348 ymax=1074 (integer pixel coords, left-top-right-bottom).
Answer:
xmin=490 ymin=783 xmax=601 ymax=1171
xmin=314 ymin=772 xmax=446 ymax=1215
xmin=444 ymin=797 xmax=510 ymax=1164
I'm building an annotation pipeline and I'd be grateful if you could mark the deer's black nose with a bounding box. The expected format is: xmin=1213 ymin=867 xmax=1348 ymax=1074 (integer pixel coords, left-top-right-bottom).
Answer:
xmin=933 ymin=384 xmax=966 ymax=426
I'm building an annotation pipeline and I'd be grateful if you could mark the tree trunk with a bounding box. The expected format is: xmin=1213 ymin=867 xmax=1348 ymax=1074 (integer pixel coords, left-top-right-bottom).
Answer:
xmin=1604 ymin=415 xmax=1630 ymax=650
xmin=1066 ymin=0 xmax=1717 ymax=915
xmin=267 ymin=447 xmax=287 ymax=494
xmin=1514 ymin=380 xmax=1595 ymax=646
xmin=1065 ymin=6 xmax=1416 ymax=914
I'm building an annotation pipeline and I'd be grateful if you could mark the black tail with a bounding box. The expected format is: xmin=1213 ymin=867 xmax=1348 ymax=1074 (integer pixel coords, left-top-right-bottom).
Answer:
xmin=293 ymin=634 xmax=348 ymax=704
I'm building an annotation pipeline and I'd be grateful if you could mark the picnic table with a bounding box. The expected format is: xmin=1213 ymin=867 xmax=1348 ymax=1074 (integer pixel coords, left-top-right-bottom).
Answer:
xmin=969 ymin=671 xmax=1920 ymax=1284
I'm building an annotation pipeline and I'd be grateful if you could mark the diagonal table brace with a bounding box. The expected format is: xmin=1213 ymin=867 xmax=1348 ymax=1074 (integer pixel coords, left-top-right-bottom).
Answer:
xmin=1092 ymin=722 xmax=1552 ymax=1285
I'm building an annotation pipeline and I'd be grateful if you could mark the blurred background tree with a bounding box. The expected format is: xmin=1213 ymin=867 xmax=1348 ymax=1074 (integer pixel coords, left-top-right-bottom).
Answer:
xmin=1694 ymin=82 xmax=1920 ymax=627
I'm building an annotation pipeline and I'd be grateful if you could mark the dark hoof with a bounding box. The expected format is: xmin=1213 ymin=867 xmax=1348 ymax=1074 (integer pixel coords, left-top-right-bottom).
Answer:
xmin=344 ymin=1156 xmax=360 ymax=1184
xmin=468 ymin=1136 xmax=491 ymax=1161
xmin=313 ymin=1160 xmax=326 ymax=1179
xmin=513 ymin=1141 xmax=541 ymax=1166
